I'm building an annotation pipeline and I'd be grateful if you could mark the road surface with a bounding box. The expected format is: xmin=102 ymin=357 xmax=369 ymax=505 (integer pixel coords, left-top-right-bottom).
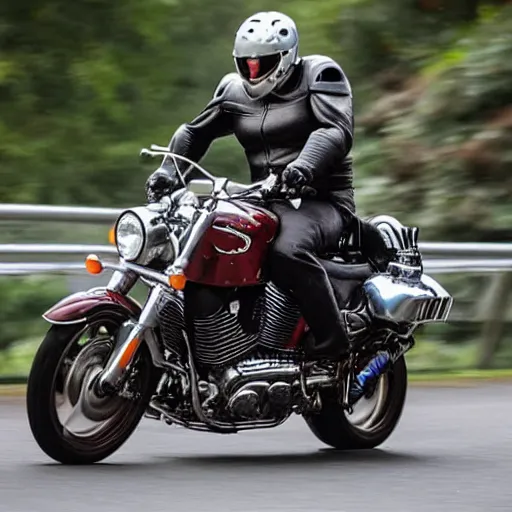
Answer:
xmin=1 ymin=383 xmax=510 ymax=512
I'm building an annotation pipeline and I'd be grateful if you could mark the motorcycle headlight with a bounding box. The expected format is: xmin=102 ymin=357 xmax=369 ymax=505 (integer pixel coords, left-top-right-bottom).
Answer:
xmin=116 ymin=212 xmax=145 ymax=261
xmin=114 ymin=206 xmax=179 ymax=266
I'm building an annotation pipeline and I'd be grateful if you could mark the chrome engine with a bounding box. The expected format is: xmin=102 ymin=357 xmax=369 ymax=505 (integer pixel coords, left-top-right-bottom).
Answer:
xmin=156 ymin=281 xmax=302 ymax=368
xmin=155 ymin=282 xmax=311 ymax=422
xmin=193 ymin=357 xmax=332 ymax=422
xmin=214 ymin=358 xmax=302 ymax=420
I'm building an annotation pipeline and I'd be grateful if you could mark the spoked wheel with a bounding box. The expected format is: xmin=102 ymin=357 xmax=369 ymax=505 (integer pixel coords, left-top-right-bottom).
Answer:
xmin=27 ymin=312 xmax=160 ymax=464
xmin=304 ymin=355 xmax=407 ymax=450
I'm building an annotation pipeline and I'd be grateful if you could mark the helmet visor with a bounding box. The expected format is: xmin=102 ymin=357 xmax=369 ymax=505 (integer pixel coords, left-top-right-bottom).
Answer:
xmin=236 ymin=53 xmax=281 ymax=82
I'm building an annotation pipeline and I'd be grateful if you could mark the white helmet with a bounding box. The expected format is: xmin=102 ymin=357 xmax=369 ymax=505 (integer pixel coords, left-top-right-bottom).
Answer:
xmin=233 ymin=11 xmax=299 ymax=99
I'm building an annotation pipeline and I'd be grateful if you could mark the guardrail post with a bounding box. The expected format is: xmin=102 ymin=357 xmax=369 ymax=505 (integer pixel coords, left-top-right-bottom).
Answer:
xmin=476 ymin=272 xmax=512 ymax=369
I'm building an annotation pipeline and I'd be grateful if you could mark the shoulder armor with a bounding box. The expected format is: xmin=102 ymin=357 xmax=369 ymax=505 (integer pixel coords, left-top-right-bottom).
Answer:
xmin=302 ymin=55 xmax=352 ymax=97
xmin=213 ymin=72 xmax=242 ymax=99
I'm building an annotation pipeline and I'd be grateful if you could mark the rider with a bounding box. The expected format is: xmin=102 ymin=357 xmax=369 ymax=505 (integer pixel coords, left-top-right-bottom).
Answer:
xmin=146 ymin=12 xmax=375 ymax=371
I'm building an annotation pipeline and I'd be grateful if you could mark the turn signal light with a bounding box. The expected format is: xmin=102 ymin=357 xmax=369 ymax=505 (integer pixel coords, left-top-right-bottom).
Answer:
xmin=119 ymin=337 xmax=140 ymax=370
xmin=85 ymin=254 xmax=104 ymax=275
xmin=169 ymin=273 xmax=187 ymax=290
xmin=108 ymin=226 xmax=116 ymax=245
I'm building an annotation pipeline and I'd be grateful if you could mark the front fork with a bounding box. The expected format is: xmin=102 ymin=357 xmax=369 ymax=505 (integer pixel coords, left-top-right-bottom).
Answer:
xmin=96 ymin=271 xmax=163 ymax=394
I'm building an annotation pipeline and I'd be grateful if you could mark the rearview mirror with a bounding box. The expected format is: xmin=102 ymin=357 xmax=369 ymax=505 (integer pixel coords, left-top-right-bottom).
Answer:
xmin=188 ymin=179 xmax=214 ymax=196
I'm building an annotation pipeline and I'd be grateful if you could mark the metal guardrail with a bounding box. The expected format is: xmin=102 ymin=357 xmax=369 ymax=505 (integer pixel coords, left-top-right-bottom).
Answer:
xmin=0 ymin=244 xmax=118 ymax=256
xmin=0 ymin=203 xmax=121 ymax=223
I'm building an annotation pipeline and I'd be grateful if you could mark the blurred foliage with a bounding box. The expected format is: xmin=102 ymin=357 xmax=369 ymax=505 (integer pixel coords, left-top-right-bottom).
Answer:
xmin=1 ymin=0 xmax=512 ymax=369
xmin=353 ymin=2 xmax=512 ymax=241
xmin=0 ymin=0 xmax=510 ymax=235
xmin=0 ymin=276 xmax=67 ymax=352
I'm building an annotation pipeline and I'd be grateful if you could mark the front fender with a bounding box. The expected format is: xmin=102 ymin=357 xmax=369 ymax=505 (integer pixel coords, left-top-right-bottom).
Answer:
xmin=43 ymin=287 xmax=142 ymax=325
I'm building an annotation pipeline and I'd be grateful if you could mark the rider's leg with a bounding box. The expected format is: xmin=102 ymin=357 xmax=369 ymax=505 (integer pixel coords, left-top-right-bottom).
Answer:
xmin=267 ymin=195 xmax=391 ymax=404
xmin=268 ymin=198 xmax=351 ymax=360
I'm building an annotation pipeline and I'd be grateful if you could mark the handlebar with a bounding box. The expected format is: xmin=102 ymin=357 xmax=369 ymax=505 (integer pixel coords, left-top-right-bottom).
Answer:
xmin=141 ymin=145 xmax=316 ymax=204
xmin=226 ymin=174 xmax=316 ymax=202
xmin=140 ymin=146 xmax=217 ymax=184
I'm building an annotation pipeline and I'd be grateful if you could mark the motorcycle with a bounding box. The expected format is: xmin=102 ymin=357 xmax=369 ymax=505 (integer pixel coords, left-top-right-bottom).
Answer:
xmin=26 ymin=145 xmax=453 ymax=464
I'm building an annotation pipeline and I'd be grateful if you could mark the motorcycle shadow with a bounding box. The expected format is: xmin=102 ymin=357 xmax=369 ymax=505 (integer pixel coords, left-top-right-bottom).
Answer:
xmin=160 ymin=448 xmax=427 ymax=468
xmin=37 ymin=448 xmax=432 ymax=471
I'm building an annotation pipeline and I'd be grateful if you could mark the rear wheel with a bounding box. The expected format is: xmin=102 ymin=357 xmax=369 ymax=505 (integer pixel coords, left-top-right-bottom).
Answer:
xmin=304 ymin=355 xmax=407 ymax=450
xmin=26 ymin=311 xmax=160 ymax=464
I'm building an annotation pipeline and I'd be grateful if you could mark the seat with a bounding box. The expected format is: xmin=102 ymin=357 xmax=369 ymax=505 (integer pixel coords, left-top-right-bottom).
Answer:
xmin=315 ymin=214 xmax=394 ymax=288
xmin=319 ymin=258 xmax=373 ymax=282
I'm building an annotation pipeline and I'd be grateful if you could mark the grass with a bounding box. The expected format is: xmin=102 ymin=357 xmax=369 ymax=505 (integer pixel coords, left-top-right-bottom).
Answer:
xmin=409 ymin=368 xmax=512 ymax=385
xmin=0 ymin=385 xmax=26 ymax=397
xmin=0 ymin=337 xmax=41 ymax=376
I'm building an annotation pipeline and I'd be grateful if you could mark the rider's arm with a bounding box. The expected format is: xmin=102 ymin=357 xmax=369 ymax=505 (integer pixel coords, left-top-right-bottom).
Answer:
xmin=289 ymin=59 xmax=354 ymax=181
xmin=162 ymin=74 xmax=236 ymax=180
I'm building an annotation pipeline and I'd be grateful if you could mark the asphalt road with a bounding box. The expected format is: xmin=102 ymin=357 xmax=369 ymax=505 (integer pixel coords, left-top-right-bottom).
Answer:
xmin=1 ymin=383 xmax=511 ymax=512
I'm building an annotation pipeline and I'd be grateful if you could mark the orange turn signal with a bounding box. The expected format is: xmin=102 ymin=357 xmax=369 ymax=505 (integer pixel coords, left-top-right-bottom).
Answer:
xmin=119 ymin=337 xmax=140 ymax=370
xmin=108 ymin=226 xmax=116 ymax=245
xmin=85 ymin=254 xmax=103 ymax=275
xmin=169 ymin=273 xmax=187 ymax=291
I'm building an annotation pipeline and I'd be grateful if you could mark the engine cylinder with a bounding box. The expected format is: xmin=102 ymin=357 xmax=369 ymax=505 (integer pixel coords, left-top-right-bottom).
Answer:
xmin=157 ymin=282 xmax=303 ymax=369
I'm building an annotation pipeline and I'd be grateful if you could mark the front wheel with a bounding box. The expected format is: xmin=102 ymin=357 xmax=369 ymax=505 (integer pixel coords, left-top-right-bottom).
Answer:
xmin=26 ymin=312 xmax=160 ymax=464
xmin=304 ymin=355 xmax=407 ymax=450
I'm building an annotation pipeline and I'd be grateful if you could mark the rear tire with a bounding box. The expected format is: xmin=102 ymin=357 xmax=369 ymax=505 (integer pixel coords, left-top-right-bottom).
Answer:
xmin=304 ymin=355 xmax=407 ymax=450
xmin=27 ymin=313 xmax=160 ymax=464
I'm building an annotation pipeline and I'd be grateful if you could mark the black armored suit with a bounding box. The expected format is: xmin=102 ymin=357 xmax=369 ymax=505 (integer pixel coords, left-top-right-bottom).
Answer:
xmin=166 ymin=55 xmax=356 ymax=360
xmin=168 ymin=55 xmax=355 ymax=207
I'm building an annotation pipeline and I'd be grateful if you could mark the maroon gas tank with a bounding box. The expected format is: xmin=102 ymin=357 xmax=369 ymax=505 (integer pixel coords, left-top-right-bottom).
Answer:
xmin=185 ymin=200 xmax=279 ymax=287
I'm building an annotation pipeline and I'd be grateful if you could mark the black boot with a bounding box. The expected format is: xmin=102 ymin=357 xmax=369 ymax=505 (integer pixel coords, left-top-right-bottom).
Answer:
xmin=340 ymin=300 xmax=373 ymax=345
xmin=302 ymin=302 xmax=372 ymax=362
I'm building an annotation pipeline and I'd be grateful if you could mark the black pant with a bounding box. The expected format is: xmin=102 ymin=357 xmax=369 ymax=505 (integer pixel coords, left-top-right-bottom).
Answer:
xmin=268 ymin=191 xmax=355 ymax=359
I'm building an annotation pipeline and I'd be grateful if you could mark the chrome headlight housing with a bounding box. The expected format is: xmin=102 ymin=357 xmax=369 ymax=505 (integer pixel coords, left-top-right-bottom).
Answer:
xmin=114 ymin=205 xmax=179 ymax=265
xmin=116 ymin=213 xmax=144 ymax=261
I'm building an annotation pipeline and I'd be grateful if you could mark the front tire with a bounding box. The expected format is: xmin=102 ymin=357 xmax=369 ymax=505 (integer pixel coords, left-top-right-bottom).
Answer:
xmin=27 ymin=312 xmax=160 ymax=464
xmin=304 ymin=355 xmax=407 ymax=450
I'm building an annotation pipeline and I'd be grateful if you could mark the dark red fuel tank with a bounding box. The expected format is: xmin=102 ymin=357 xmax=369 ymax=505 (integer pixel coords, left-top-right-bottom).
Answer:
xmin=185 ymin=200 xmax=279 ymax=287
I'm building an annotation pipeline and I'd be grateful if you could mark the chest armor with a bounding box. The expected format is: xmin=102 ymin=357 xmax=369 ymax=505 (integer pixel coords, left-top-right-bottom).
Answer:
xmin=222 ymin=68 xmax=318 ymax=182
xmin=231 ymin=95 xmax=317 ymax=181
xmin=168 ymin=55 xmax=354 ymax=194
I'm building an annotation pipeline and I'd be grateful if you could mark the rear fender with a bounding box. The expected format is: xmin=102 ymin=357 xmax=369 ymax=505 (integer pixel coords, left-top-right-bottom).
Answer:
xmin=43 ymin=287 xmax=142 ymax=325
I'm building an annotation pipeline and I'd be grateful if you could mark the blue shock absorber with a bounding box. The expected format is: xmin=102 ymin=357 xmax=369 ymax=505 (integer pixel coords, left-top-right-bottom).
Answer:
xmin=349 ymin=351 xmax=390 ymax=404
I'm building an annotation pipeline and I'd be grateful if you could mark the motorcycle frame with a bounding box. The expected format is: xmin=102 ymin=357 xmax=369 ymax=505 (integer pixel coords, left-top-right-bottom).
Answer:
xmin=42 ymin=147 xmax=434 ymax=432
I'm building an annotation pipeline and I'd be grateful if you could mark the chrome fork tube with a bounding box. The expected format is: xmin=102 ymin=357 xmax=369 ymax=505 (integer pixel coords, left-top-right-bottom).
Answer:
xmin=97 ymin=285 xmax=163 ymax=392
xmin=173 ymin=208 xmax=213 ymax=270
xmin=107 ymin=269 xmax=138 ymax=295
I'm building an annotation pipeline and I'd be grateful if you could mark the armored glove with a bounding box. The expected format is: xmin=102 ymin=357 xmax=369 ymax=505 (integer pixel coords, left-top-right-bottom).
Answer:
xmin=145 ymin=169 xmax=178 ymax=203
xmin=282 ymin=165 xmax=313 ymax=189
xmin=281 ymin=164 xmax=316 ymax=198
